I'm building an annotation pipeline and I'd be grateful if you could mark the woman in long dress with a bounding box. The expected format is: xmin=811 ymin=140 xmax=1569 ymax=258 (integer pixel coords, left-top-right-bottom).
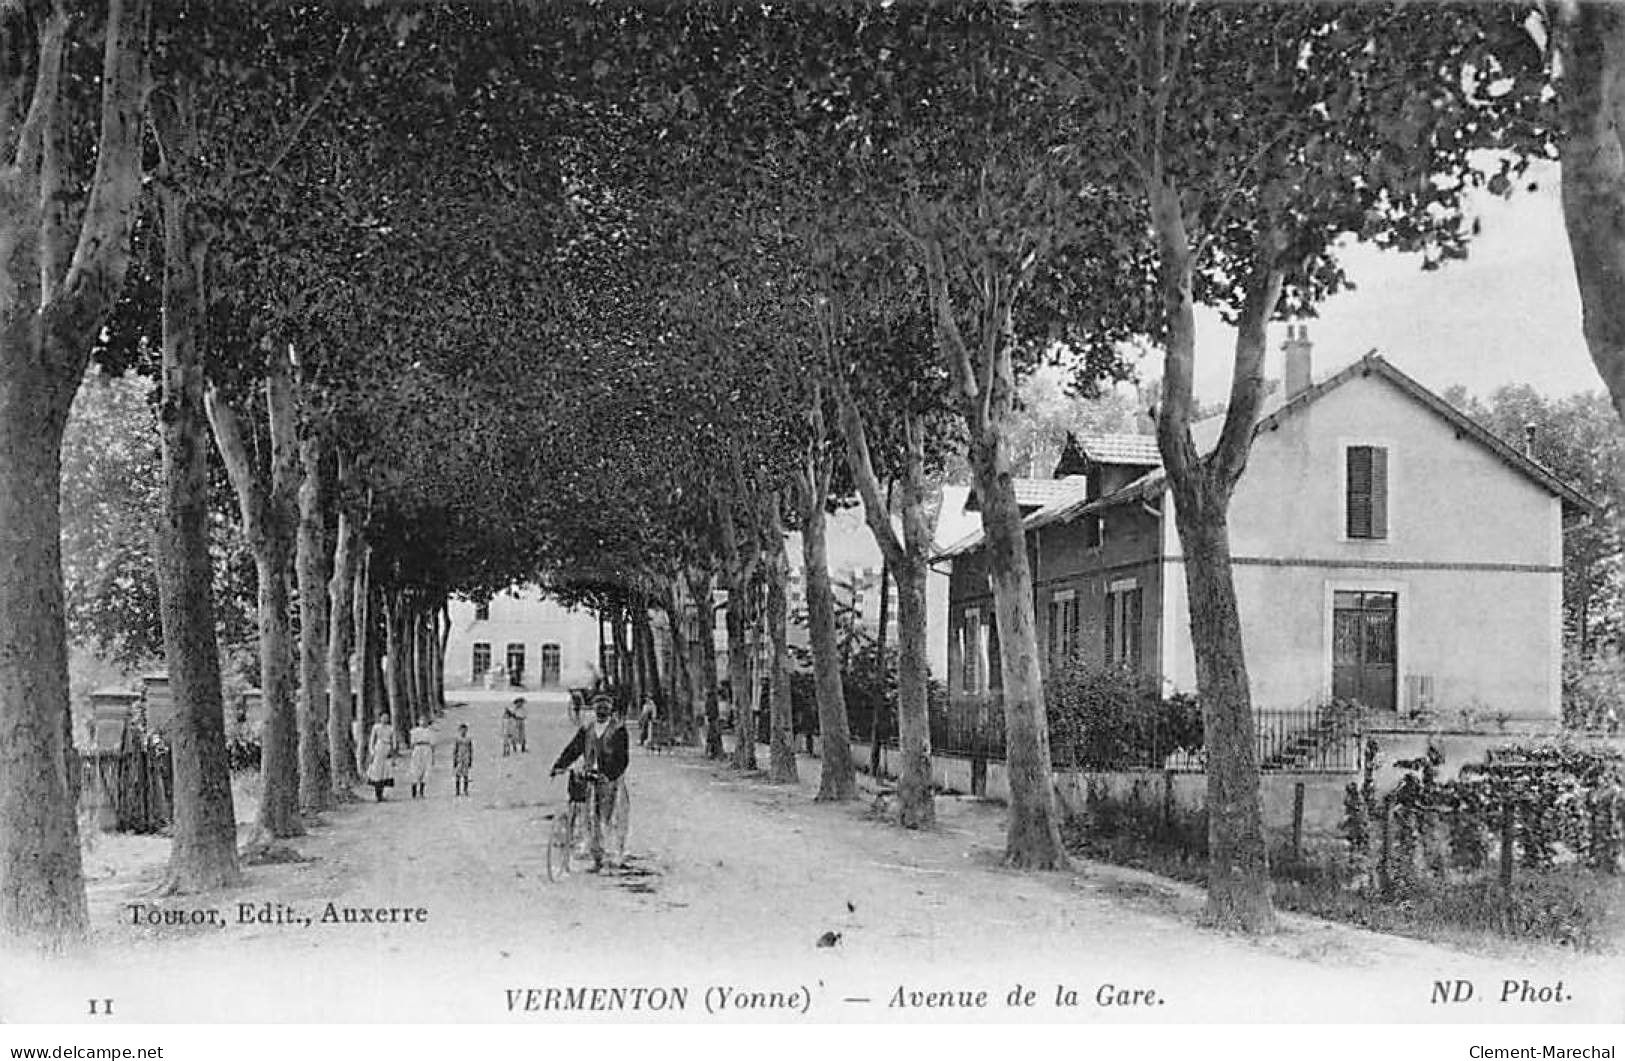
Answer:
xmin=407 ymin=719 xmax=434 ymax=798
xmin=367 ymin=712 xmax=395 ymax=802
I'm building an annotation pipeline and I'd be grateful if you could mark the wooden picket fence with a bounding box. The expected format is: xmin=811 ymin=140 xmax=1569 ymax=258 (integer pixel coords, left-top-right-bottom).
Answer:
xmin=79 ymin=747 xmax=172 ymax=834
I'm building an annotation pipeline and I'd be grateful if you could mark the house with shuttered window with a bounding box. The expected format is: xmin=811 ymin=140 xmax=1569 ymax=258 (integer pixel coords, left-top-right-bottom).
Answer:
xmin=939 ymin=332 xmax=1593 ymax=729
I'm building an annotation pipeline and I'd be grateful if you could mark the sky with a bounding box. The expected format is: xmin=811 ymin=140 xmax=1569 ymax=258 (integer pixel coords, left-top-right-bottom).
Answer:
xmin=1183 ymin=163 xmax=1600 ymax=405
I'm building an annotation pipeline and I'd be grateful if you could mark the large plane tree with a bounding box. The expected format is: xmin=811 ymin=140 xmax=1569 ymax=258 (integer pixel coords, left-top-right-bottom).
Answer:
xmin=0 ymin=0 xmax=149 ymax=950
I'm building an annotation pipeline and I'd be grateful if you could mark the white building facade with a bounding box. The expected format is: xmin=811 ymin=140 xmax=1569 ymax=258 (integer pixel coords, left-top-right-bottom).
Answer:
xmin=443 ymin=587 xmax=601 ymax=691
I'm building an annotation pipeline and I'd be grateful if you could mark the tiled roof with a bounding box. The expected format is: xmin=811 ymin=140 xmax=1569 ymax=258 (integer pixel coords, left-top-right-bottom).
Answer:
xmin=1024 ymin=469 xmax=1160 ymax=533
xmin=943 ymin=477 xmax=1089 ymax=558
xmin=1074 ymin=434 xmax=1161 ymax=465
xmin=1014 ymin=477 xmax=1090 ymax=507
xmin=964 ymin=476 xmax=1090 ymax=512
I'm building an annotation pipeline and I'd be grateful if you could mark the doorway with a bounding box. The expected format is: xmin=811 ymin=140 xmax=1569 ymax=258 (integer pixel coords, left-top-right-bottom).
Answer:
xmin=1332 ymin=590 xmax=1397 ymax=712
xmin=506 ymin=643 xmax=526 ymax=688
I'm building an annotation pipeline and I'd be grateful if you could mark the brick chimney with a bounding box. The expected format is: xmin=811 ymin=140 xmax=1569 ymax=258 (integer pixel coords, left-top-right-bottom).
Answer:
xmin=1283 ymin=324 xmax=1313 ymax=399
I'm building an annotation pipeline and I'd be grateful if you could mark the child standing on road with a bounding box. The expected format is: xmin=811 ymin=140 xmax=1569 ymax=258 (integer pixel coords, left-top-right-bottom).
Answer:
xmin=452 ymin=723 xmax=474 ymax=796
xmin=408 ymin=719 xmax=435 ymax=798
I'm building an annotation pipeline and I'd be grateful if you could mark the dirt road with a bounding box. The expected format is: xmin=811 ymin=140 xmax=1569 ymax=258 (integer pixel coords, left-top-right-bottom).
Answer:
xmin=2 ymin=690 xmax=1618 ymax=1023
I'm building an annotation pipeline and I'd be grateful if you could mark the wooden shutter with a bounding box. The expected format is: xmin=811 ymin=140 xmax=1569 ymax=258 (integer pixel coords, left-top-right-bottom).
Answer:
xmin=1369 ymin=446 xmax=1388 ymax=539
xmin=1346 ymin=446 xmax=1372 ymax=538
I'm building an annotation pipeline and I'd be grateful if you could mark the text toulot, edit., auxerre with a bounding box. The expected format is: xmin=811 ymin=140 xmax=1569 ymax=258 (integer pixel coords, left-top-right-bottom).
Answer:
xmin=125 ymin=901 xmax=429 ymax=929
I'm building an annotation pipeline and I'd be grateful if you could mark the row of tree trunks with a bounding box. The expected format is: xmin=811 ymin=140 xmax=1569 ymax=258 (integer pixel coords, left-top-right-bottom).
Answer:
xmin=378 ymin=589 xmax=444 ymax=742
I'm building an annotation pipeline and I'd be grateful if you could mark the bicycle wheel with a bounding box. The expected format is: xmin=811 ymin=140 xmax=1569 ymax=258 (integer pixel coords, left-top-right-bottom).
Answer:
xmin=545 ymin=806 xmax=575 ymax=882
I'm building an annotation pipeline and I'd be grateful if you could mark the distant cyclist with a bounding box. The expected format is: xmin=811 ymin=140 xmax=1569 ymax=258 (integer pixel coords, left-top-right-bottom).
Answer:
xmin=549 ymin=694 xmax=629 ymax=870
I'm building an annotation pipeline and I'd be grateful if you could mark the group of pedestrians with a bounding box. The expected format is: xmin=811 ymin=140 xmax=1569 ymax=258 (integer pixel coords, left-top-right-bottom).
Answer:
xmin=357 ymin=689 xmax=642 ymax=874
xmin=363 ymin=712 xmax=475 ymax=802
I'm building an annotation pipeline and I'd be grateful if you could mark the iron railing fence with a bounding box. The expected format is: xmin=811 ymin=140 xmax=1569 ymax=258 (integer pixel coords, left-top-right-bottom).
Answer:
xmin=929 ymin=695 xmax=1005 ymax=763
xmin=1252 ymin=706 xmax=1362 ymax=773
xmin=926 ymin=697 xmax=1361 ymax=774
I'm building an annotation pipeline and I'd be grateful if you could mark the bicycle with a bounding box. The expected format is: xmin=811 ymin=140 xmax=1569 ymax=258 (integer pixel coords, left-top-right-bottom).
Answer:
xmin=545 ymin=767 xmax=630 ymax=881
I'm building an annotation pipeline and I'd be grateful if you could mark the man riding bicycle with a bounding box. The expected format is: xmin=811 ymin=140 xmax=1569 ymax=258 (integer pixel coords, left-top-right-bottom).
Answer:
xmin=549 ymin=693 xmax=629 ymax=871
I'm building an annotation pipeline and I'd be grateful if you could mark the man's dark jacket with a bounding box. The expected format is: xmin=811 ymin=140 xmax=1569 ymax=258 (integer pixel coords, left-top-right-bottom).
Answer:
xmin=552 ymin=720 xmax=629 ymax=781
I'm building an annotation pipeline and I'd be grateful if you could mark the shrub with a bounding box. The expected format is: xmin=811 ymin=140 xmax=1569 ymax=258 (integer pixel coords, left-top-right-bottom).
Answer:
xmin=1344 ymin=741 xmax=1625 ymax=893
xmin=1068 ymin=737 xmax=1625 ymax=952
xmin=1045 ymin=659 xmax=1202 ymax=771
xmin=1562 ymin=650 xmax=1625 ymax=731
xmin=1060 ymin=789 xmax=1208 ymax=881
xmin=785 ymin=641 xmax=945 ymax=751
xmin=1270 ymin=865 xmax=1623 ymax=951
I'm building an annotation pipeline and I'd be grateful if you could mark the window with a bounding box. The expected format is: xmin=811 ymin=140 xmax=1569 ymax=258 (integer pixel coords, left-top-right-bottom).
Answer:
xmin=986 ymin=613 xmax=1003 ymax=691
xmin=1047 ymin=589 xmax=1080 ymax=670
xmin=474 ymin=600 xmax=490 ymax=621
xmin=1345 ymin=445 xmax=1389 ymax=540
xmin=506 ymin=643 xmax=525 ymax=686
xmin=960 ymin=609 xmax=981 ymax=693
xmin=540 ymin=643 xmax=561 ymax=687
xmin=1105 ymin=580 xmax=1143 ymax=670
xmin=472 ymin=642 xmax=491 ymax=680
